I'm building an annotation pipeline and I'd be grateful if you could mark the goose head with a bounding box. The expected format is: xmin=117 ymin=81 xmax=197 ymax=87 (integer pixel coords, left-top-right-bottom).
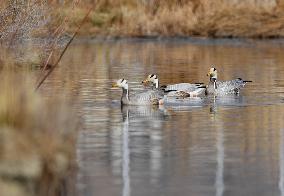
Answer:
xmin=142 ymin=74 xmax=159 ymax=88
xmin=112 ymin=78 xmax=128 ymax=90
xmin=207 ymin=67 xmax=218 ymax=82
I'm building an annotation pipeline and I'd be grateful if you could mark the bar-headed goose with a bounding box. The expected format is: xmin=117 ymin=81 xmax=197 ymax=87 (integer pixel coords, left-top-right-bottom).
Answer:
xmin=206 ymin=67 xmax=252 ymax=96
xmin=112 ymin=78 xmax=163 ymax=105
xmin=142 ymin=74 xmax=206 ymax=97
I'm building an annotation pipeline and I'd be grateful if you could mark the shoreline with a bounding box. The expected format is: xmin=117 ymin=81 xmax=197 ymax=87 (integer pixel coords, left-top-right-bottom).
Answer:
xmin=5 ymin=36 xmax=284 ymax=54
xmin=26 ymin=35 xmax=284 ymax=47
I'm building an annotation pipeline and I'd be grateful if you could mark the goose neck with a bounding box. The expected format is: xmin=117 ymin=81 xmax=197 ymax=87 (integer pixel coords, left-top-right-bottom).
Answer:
xmin=122 ymin=87 xmax=130 ymax=101
xmin=153 ymin=79 xmax=159 ymax=89
xmin=210 ymin=77 xmax=217 ymax=89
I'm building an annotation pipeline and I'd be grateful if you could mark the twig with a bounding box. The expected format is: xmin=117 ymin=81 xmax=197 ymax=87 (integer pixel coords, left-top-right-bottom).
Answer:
xmin=35 ymin=4 xmax=95 ymax=91
xmin=36 ymin=18 xmax=68 ymax=83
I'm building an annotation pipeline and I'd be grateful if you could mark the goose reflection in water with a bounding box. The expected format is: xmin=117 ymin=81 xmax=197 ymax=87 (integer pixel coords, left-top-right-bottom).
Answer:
xmin=279 ymin=128 xmax=284 ymax=196
xmin=122 ymin=108 xmax=130 ymax=196
xmin=159 ymin=94 xmax=245 ymax=114
xmin=120 ymin=105 xmax=168 ymax=196
xmin=121 ymin=105 xmax=168 ymax=122
xmin=208 ymin=97 xmax=225 ymax=196
xmin=209 ymin=95 xmax=245 ymax=114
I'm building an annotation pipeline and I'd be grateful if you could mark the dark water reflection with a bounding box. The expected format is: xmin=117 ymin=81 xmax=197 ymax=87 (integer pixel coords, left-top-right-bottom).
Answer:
xmin=39 ymin=38 xmax=284 ymax=196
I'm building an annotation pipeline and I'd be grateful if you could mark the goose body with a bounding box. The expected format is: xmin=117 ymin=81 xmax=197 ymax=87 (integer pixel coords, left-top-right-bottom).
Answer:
xmin=113 ymin=79 xmax=162 ymax=105
xmin=162 ymin=83 xmax=204 ymax=92
xmin=206 ymin=67 xmax=252 ymax=96
xmin=142 ymin=74 xmax=205 ymax=98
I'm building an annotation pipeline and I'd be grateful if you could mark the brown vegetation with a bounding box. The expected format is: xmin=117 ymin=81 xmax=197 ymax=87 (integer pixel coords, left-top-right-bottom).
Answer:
xmin=47 ymin=0 xmax=284 ymax=38
xmin=0 ymin=73 xmax=78 ymax=196
xmin=0 ymin=2 xmax=79 ymax=194
xmin=2 ymin=0 xmax=284 ymax=39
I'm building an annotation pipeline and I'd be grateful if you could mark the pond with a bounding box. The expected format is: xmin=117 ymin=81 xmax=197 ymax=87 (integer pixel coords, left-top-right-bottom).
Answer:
xmin=39 ymin=38 xmax=284 ymax=196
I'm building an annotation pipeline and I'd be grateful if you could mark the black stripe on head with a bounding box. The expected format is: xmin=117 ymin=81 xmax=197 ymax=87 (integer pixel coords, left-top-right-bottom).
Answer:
xmin=121 ymin=78 xmax=125 ymax=82
xmin=150 ymin=74 xmax=154 ymax=78
xmin=213 ymin=68 xmax=216 ymax=71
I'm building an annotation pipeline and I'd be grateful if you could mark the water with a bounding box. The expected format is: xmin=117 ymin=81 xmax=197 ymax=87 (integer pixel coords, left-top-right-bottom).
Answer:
xmin=39 ymin=38 xmax=284 ymax=196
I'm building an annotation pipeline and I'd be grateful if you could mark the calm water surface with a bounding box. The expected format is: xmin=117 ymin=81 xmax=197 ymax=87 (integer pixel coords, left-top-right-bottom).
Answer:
xmin=40 ymin=38 xmax=284 ymax=196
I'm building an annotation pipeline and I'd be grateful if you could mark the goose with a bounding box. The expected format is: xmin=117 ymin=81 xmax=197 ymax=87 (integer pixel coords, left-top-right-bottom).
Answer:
xmin=142 ymin=74 xmax=206 ymax=97
xmin=206 ymin=67 xmax=252 ymax=96
xmin=112 ymin=78 xmax=162 ymax=105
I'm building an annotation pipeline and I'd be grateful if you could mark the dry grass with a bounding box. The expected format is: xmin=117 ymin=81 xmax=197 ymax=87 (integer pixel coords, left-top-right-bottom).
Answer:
xmin=0 ymin=2 xmax=79 ymax=191
xmin=3 ymin=0 xmax=284 ymax=39
xmin=0 ymin=72 xmax=78 ymax=196
xmin=47 ymin=0 xmax=284 ymax=38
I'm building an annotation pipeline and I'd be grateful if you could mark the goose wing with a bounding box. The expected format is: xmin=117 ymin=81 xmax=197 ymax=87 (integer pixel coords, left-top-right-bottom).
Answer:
xmin=216 ymin=78 xmax=252 ymax=93
xmin=130 ymin=90 xmax=162 ymax=103
xmin=162 ymin=83 xmax=204 ymax=92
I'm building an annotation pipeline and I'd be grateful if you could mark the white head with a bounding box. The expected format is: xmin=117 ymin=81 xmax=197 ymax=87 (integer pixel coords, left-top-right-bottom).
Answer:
xmin=207 ymin=67 xmax=218 ymax=81
xmin=207 ymin=67 xmax=218 ymax=89
xmin=142 ymin=74 xmax=159 ymax=88
xmin=112 ymin=78 xmax=128 ymax=90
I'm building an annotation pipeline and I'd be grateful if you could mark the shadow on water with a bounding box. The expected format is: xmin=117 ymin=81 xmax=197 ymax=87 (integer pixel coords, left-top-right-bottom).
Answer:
xmin=38 ymin=38 xmax=284 ymax=196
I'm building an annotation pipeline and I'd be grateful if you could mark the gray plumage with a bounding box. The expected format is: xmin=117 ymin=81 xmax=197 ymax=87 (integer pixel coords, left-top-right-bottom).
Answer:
xmin=206 ymin=67 xmax=252 ymax=96
xmin=206 ymin=78 xmax=251 ymax=95
xmin=127 ymin=89 xmax=162 ymax=105
xmin=162 ymin=83 xmax=204 ymax=92
xmin=113 ymin=79 xmax=162 ymax=105
xmin=162 ymin=83 xmax=205 ymax=97
xmin=142 ymin=74 xmax=205 ymax=98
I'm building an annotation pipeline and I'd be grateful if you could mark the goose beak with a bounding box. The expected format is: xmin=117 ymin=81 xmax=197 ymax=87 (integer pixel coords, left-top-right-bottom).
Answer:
xmin=207 ymin=72 xmax=213 ymax=77
xmin=112 ymin=83 xmax=119 ymax=88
